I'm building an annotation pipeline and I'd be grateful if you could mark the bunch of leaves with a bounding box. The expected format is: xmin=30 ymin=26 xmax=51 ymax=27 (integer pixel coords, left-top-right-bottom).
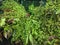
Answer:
xmin=1 ymin=0 xmax=26 ymax=18
xmin=27 ymin=0 xmax=60 ymax=45
xmin=0 ymin=0 xmax=60 ymax=45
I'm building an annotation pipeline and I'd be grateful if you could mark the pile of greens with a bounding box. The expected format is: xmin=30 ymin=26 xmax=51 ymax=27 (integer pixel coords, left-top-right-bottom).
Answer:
xmin=0 ymin=0 xmax=60 ymax=45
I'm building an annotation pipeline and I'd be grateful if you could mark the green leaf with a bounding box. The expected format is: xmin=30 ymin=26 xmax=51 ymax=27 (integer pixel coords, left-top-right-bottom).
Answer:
xmin=56 ymin=9 xmax=60 ymax=14
xmin=26 ymin=35 xmax=28 ymax=44
xmin=0 ymin=18 xmax=5 ymax=26
xmin=29 ymin=34 xmax=33 ymax=45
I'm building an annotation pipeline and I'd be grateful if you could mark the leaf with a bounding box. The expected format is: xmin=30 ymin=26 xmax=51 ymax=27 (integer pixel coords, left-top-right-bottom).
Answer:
xmin=0 ymin=18 xmax=5 ymax=26
xmin=56 ymin=9 xmax=60 ymax=14
xmin=29 ymin=34 xmax=33 ymax=45
xmin=26 ymin=35 xmax=28 ymax=44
